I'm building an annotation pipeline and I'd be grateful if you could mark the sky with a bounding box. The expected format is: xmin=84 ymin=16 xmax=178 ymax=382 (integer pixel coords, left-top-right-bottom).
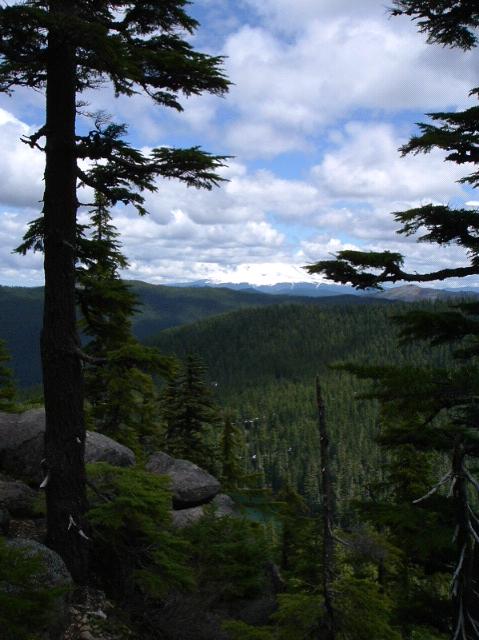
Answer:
xmin=0 ymin=0 xmax=478 ymax=288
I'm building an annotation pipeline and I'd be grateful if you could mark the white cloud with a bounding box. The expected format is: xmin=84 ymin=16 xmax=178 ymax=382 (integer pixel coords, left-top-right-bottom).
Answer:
xmin=0 ymin=109 xmax=44 ymax=209
xmin=108 ymin=205 xmax=287 ymax=285
xmin=0 ymin=1 xmax=478 ymax=288
xmin=134 ymin=161 xmax=322 ymax=227
xmin=0 ymin=210 xmax=43 ymax=285
xmin=242 ymin=0 xmax=384 ymax=34
xmin=222 ymin=15 xmax=477 ymax=155
xmin=312 ymin=121 xmax=468 ymax=204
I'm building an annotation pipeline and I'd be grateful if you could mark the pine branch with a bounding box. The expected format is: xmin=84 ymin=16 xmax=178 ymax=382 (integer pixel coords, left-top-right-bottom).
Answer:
xmin=305 ymin=250 xmax=479 ymax=290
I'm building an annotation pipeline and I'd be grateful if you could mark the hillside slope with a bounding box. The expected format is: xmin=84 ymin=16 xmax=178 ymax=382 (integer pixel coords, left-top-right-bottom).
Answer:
xmin=0 ymin=281 xmax=383 ymax=387
xmin=150 ymin=302 xmax=452 ymax=509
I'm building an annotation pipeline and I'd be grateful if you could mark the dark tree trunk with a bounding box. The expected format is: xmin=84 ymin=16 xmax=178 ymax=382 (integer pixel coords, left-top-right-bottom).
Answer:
xmin=42 ymin=0 xmax=89 ymax=584
xmin=451 ymin=439 xmax=478 ymax=640
xmin=316 ymin=377 xmax=336 ymax=640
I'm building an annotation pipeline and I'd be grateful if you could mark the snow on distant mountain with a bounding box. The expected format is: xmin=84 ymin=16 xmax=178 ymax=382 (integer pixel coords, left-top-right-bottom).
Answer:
xmin=169 ymin=280 xmax=479 ymax=301
xmin=170 ymin=280 xmax=362 ymax=297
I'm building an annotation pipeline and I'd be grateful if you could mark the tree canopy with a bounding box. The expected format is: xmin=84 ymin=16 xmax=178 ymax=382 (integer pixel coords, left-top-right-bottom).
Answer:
xmin=304 ymin=3 xmax=479 ymax=638
xmin=0 ymin=0 xmax=229 ymax=583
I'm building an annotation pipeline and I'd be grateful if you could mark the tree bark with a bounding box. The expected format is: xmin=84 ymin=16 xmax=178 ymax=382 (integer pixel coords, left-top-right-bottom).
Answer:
xmin=42 ymin=0 xmax=88 ymax=584
xmin=451 ymin=439 xmax=478 ymax=640
xmin=316 ymin=377 xmax=335 ymax=640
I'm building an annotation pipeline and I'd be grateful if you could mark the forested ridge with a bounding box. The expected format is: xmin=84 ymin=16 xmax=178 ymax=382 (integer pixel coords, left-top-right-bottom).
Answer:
xmin=0 ymin=290 xmax=453 ymax=509
xmin=0 ymin=282 xmax=385 ymax=387
xmin=151 ymin=301 xmax=453 ymax=509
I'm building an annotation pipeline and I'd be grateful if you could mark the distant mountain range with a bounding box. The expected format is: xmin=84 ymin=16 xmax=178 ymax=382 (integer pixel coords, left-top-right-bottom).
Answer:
xmin=371 ymin=283 xmax=479 ymax=302
xmin=0 ymin=280 xmax=383 ymax=388
xmin=172 ymin=280 xmax=359 ymax=297
xmin=1 ymin=279 xmax=476 ymax=388
xmin=172 ymin=280 xmax=479 ymax=301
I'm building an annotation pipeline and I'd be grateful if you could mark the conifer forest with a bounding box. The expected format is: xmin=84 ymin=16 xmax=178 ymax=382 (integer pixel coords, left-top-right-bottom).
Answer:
xmin=1 ymin=1 xmax=479 ymax=639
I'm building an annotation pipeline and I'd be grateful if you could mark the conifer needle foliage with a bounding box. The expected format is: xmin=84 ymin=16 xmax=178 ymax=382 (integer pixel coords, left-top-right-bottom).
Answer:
xmin=0 ymin=537 xmax=65 ymax=640
xmin=305 ymin=3 xmax=479 ymax=637
xmin=0 ymin=339 xmax=16 ymax=412
xmin=77 ymin=192 xmax=171 ymax=454
xmin=0 ymin=0 xmax=230 ymax=581
xmin=87 ymin=463 xmax=193 ymax=602
xmin=161 ymin=354 xmax=220 ymax=470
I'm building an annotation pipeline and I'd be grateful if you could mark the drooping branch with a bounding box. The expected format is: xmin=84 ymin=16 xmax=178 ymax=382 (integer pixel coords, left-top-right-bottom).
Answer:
xmin=75 ymin=348 xmax=107 ymax=366
xmin=305 ymin=249 xmax=479 ymax=290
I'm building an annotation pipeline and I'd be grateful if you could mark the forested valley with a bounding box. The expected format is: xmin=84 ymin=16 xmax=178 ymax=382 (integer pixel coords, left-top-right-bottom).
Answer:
xmin=0 ymin=293 xmax=461 ymax=640
xmin=151 ymin=301 xmax=452 ymax=512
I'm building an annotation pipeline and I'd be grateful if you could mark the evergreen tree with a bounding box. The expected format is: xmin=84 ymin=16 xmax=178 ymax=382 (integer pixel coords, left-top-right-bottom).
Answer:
xmin=0 ymin=537 xmax=64 ymax=640
xmin=357 ymin=443 xmax=453 ymax=637
xmin=305 ymin=4 xmax=479 ymax=637
xmin=77 ymin=190 xmax=136 ymax=354
xmin=220 ymin=412 xmax=244 ymax=490
xmin=0 ymin=1 xmax=229 ymax=581
xmin=316 ymin=378 xmax=336 ymax=640
xmin=390 ymin=1 xmax=479 ymax=49
xmin=78 ymin=192 xmax=169 ymax=454
xmin=87 ymin=463 xmax=193 ymax=606
xmin=0 ymin=339 xmax=15 ymax=412
xmin=162 ymin=355 xmax=220 ymax=469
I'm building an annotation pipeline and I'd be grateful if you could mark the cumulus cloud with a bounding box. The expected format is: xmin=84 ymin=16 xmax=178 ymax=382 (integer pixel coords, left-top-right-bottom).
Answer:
xmin=1 ymin=0 xmax=478 ymax=287
xmin=0 ymin=211 xmax=43 ymax=285
xmin=242 ymin=0 xmax=384 ymax=34
xmin=115 ymin=207 xmax=284 ymax=261
xmin=222 ymin=14 xmax=477 ymax=155
xmin=134 ymin=160 xmax=322 ymax=227
xmin=312 ymin=121 xmax=468 ymax=204
xmin=110 ymin=208 xmax=292 ymax=285
xmin=0 ymin=109 xmax=44 ymax=209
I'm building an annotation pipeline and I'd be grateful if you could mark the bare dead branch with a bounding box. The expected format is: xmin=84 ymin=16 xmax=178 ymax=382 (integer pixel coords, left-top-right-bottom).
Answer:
xmin=75 ymin=348 xmax=107 ymax=365
xmin=413 ymin=471 xmax=452 ymax=504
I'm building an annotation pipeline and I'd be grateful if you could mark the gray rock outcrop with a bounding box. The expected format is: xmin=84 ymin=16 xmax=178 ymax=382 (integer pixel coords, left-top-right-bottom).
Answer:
xmin=171 ymin=504 xmax=205 ymax=528
xmin=6 ymin=538 xmax=73 ymax=640
xmin=146 ymin=451 xmax=221 ymax=508
xmin=0 ymin=479 xmax=38 ymax=517
xmin=85 ymin=431 xmax=135 ymax=467
xmin=0 ymin=408 xmax=45 ymax=484
xmin=171 ymin=493 xmax=238 ymax=529
xmin=0 ymin=409 xmax=135 ymax=484
xmin=210 ymin=493 xmax=237 ymax=518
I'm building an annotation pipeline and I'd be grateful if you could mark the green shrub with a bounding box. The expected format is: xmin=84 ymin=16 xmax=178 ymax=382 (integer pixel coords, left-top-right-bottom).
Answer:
xmin=87 ymin=464 xmax=192 ymax=601
xmin=181 ymin=509 xmax=271 ymax=600
xmin=223 ymin=619 xmax=275 ymax=640
xmin=0 ymin=536 xmax=61 ymax=640
xmin=334 ymin=577 xmax=401 ymax=640
xmin=223 ymin=576 xmax=402 ymax=640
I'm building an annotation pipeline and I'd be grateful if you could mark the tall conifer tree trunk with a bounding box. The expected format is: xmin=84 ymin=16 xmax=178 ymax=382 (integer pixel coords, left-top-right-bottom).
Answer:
xmin=42 ymin=0 xmax=88 ymax=584
xmin=316 ymin=377 xmax=335 ymax=640
xmin=1 ymin=0 xmax=229 ymax=586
